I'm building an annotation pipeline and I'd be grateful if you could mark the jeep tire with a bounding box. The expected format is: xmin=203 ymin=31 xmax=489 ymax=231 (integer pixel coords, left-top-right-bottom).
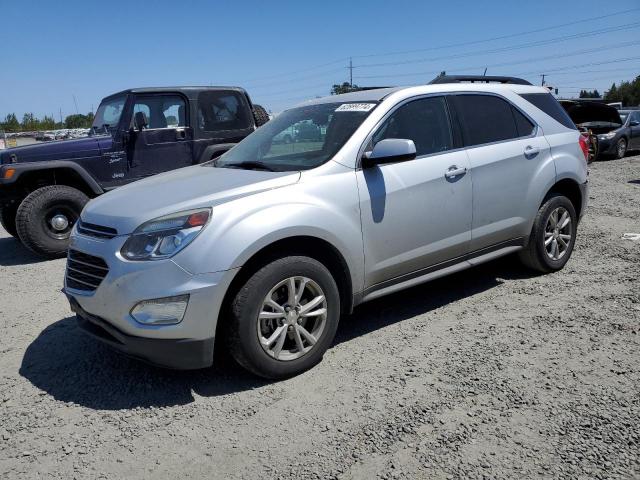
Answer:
xmin=252 ymin=104 xmax=270 ymax=127
xmin=16 ymin=185 xmax=89 ymax=258
xmin=227 ymin=256 xmax=340 ymax=379
xmin=0 ymin=204 xmax=19 ymax=238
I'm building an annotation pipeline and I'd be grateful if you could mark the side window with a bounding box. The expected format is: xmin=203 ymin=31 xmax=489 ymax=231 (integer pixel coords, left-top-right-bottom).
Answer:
xmin=197 ymin=91 xmax=251 ymax=132
xmin=373 ymin=96 xmax=453 ymax=157
xmin=132 ymin=95 xmax=186 ymax=129
xmin=453 ymin=94 xmax=519 ymax=147
xmin=512 ymin=107 xmax=536 ymax=137
xmin=520 ymin=93 xmax=577 ymax=130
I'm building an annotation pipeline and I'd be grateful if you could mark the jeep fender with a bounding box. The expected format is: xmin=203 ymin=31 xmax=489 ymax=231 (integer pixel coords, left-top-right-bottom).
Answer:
xmin=0 ymin=160 xmax=103 ymax=195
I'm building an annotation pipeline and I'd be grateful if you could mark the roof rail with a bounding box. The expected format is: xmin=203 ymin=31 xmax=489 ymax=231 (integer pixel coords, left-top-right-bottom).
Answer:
xmin=429 ymin=75 xmax=532 ymax=86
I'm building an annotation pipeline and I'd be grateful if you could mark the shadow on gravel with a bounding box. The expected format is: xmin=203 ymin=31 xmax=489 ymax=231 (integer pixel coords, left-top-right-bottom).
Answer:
xmin=0 ymin=237 xmax=48 ymax=266
xmin=20 ymin=256 xmax=535 ymax=410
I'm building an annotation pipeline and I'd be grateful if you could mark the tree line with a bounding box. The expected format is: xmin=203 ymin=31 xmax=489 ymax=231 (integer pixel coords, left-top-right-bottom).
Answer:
xmin=0 ymin=112 xmax=94 ymax=132
xmin=603 ymin=75 xmax=640 ymax=106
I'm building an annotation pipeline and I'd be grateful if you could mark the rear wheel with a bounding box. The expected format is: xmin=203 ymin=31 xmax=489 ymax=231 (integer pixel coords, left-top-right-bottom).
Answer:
xmin=0 ymin=204 xmax=19 ymax=238
xmin=519 ymin=194 xmax=577 ymax=273
xmin=16 ymin=185 xmax=88 ymax=258
xmin=227 ymin=256 xmax=340 ymax=379
xmin=252 ymin=104 xmax=270 ymax=127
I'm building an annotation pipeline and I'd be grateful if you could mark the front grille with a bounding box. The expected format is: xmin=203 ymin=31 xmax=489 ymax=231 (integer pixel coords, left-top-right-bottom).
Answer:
xmin=76 ymin=220 xmax=118 ymax=239
xmin=66 ymin=250 xmax=109 ymax=292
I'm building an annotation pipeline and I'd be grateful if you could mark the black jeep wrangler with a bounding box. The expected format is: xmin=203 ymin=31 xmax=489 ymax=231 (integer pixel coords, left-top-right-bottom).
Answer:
xmin=0 ymin=86 xmax=269 ymax=257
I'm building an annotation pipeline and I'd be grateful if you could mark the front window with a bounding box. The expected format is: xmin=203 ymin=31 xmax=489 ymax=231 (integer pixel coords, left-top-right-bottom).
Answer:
xmin=91 ymin=95 xmax=126 ymax=135
xmin=214 ymin=102 xmax=378 ymax=171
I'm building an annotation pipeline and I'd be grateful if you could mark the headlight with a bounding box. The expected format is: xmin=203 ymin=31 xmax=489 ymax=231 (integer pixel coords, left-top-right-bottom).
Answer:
xmin=599 ymin=131 xmax=617 ymax=140
xmin=121 ymin=208 xmax=211 ymax=260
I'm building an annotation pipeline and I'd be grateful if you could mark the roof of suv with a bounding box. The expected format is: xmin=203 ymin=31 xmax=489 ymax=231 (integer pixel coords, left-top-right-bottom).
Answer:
xmin=297 ymin=83 xmax=549 ymax=107
xmin=104 ymin=86 xmax=249 ymax=99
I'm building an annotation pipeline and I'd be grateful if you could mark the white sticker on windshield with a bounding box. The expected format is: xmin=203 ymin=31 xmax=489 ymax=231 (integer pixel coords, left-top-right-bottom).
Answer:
xmin=335 ymin=103 xmax=376 ymax=112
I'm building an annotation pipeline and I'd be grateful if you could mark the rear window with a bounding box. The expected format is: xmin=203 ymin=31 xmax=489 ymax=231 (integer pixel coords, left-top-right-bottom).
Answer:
xmin=520 ymin=93 xmax=577 ymax=130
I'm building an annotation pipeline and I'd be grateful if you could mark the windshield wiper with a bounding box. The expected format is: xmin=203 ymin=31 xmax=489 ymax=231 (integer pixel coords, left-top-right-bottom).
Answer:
xmin=221 ymin=161 xmax=275 ymax=172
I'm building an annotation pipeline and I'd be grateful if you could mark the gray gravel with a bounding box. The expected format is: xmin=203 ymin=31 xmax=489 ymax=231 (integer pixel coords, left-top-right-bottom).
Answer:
xmin=1 ymin=156 xmax=639 ymax=479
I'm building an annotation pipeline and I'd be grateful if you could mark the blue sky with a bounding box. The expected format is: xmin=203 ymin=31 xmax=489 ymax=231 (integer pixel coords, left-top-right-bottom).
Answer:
xmin=0 ymin=0 xmax=638 ymax=119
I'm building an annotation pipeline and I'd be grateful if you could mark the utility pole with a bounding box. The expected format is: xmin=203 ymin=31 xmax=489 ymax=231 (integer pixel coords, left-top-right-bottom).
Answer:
xmin=540 ymin=74 xmax=546 ymax=86
xmin=72 ymin=95 xmax=79 ymax=114
xmin=349 ymin=57 xmax=353 ymax=88
xmin=59 ymin=108 xmax=63 ymax=125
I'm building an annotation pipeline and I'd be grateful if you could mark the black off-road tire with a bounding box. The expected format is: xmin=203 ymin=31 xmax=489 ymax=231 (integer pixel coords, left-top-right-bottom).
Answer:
xmin=16 ymin=185 xmax=89 ymax=258
xmin=518 ymin=194 xmax=577 ymax=273
xmin=0 ymin=204 xmax=19 ymax=238
xmin=226 ymin=256 xmax=340 ymax=379
xmin=252 ymin=104 xmax=270 ymax=127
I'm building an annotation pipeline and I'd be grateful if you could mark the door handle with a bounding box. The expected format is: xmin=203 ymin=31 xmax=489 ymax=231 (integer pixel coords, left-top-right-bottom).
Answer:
xmin=524 ymin=145 xmax=540 ymax=158
xmin=176 ymin=129 xmax=186 ymax=140
xmin=445 ymin=165 xmax=467 ymax=179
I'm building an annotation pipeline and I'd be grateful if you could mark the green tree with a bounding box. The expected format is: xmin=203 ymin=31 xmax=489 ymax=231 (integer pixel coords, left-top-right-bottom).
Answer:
xmin=1 ymin=113 xmax=20 ymax=132
xmin=40 ymin=115 xmax=56 ymax=130
xmin=331 ymin=82 xmax=360 ymax=95
xmin=21 ymin=113 xmax=40 ymax=131
xmin=604 ymin=76 xmax=640 ymax=106
xmin=64 ymin=113 xmax=93 ymax=129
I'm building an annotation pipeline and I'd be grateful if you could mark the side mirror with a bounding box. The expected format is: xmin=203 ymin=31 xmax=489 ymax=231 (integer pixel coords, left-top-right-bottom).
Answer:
xmin=134 ymin=111 xmax=148 ymax=131
xmin=630 ymin=120 xmax=640 ymax=127
xmin=362 ymin=138 xmax=417 ymax=168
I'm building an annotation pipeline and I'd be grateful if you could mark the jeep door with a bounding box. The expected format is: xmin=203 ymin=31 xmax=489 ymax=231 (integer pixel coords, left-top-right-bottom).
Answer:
xmin=357 ymin=96 xmax=472 ymax=289
xmin=449 ymin=93 xmax=552 ymax=252
xmin=126 ymin=93 xmax=193 ymax=179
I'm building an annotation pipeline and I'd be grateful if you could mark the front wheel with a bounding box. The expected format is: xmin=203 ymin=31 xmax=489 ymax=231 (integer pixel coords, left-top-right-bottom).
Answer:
xmin=227 ymin=256 xmax=340 ymax=379
xmin=16 ymin=185 xmax=89 ymax=258
xmin=615 ymin=138 xmax=627 ymax=159
xmin=518 ymin=194 xmax=577 ymax=273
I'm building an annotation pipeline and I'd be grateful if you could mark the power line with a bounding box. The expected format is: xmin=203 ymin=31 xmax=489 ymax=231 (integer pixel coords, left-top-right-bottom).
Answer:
xmin=354 ymin=22 xmax=639 ymax=69
xmin=351 ymin=7 xmax=640 ymax=59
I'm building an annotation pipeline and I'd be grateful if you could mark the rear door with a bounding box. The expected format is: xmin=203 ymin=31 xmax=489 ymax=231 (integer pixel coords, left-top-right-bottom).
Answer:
xmin=449 ymin=93 xmax=551 ymax=252
xmin=127 ymin=93 xmax=193 ymax=179
xmin=357 ymin=95 xmax=473 ymax=289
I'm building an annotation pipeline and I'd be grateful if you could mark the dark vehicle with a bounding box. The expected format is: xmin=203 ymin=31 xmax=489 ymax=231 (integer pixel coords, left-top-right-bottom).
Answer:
xmin=0 ymin=86 xmax=269 ymax=257
xmin=560 ymin=100 xmax=639 ymax=160
xmin=294 ymin=121 xmax=322 ymax=142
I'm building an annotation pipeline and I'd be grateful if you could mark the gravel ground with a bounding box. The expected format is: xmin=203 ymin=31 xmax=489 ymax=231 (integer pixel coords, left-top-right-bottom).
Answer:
xmin=1 ymin=156 xmax=639 ymax=479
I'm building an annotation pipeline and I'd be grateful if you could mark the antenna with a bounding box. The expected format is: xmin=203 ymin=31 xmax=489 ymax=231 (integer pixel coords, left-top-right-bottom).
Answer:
xmin=349 ymin=57 xmax=353 ymax=88
xmin=540 ymin=74 xmax=547 ymax=86
xmin=72 ymin=95 xmax=79 ymax=114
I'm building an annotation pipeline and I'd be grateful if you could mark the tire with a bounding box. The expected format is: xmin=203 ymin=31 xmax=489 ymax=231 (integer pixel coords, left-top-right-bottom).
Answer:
xmin=226 ymin=256 xmax=340 ymax=379
xmin=518 ymin=194 xmax=577 ymax=273
xmin=615 ymin=138 xmax=627 ymax=159
xmin=252 ymin=104 xmax=270 ymax=127
xmin=16 ymin=185 xmax=89 ymax=258
xmin=0 ymin=204 xmax=19 ymax=238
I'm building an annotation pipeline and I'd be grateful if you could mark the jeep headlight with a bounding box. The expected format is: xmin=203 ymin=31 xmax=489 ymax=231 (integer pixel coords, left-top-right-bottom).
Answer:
xmin=121 ymin=209 xmax=210 ymax=261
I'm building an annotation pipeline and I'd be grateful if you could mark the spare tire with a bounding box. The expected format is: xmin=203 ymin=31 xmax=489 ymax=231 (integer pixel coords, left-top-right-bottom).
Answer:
xmin=253 ymin=104 xmax=270 ymax=127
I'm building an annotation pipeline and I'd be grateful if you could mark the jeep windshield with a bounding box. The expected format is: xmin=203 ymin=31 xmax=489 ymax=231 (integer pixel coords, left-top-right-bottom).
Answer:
xmin=90 ymin=95 xmax=126 ymax=136
xmin=214 ymin=102 xmax=378 ymax=172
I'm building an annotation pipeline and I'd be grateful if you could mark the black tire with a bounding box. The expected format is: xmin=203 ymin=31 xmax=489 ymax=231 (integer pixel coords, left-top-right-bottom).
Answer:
xmin=518 ymin=194 xmax=577 ymax=273
xmin=226 ymin=256 xmax=340 ymax=379
xmin=252 ymin=104 xmax=270 ymax=127
xmin=615 ymin=138 xmax=627 ymax=159
xmin=16 ymin=185 xmax=89 ymax=258
xmin=0 ymin=204 xmax=19 ymax=238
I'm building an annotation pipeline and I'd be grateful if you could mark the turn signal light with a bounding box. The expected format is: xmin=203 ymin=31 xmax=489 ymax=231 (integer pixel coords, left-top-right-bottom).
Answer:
xmin=3 ymin=168 xmax=15 ymax=180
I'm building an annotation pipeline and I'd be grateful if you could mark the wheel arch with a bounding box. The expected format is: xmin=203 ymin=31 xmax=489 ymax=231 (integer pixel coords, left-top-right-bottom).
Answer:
xmin=10 ymin=163 xmax=102 ymax=198
xmin=544 ymin=177 xmax=583 ymax=218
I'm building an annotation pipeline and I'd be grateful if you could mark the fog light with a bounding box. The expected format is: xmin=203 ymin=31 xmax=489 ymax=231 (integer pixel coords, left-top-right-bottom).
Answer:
xmin=130 ymin=295 xmax=189 ymax=325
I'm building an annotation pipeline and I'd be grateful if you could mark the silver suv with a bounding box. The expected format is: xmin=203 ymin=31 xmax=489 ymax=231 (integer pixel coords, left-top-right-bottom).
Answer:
xmin=64 ymin=76 xmax=588 ymax=379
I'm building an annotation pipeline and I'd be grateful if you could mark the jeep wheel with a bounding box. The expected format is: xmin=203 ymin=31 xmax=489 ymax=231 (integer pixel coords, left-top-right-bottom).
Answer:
xmin=518 ymin=194 xmax=577 ymax=273
xmin=0 ymin=204 xmax=19 ymax=238
xmin=16 ymin=185 xmax=89 ymax=258
xmin=227 ymin=256 xmax=340 ymax=379
xmin=252 ymin=104 xmax=270 ymax=127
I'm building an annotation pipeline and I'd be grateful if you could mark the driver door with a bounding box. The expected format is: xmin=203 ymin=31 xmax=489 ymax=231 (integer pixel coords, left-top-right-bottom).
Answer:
xmin=126 ymin=93 xmax=193 ymax=179
xmin=356 ymin=96 xmax=473 ymax=290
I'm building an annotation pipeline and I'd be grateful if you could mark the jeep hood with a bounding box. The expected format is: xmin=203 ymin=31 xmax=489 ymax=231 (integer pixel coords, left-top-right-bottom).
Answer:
xmin=81 ymin=165 xmax=301 ymax=234
xmin=0 ymin=136 xmax=102 ymax=164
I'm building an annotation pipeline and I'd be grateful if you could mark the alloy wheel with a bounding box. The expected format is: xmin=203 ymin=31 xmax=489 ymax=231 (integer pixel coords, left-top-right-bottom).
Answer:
xmin=544 ymin=207 xmax=572 ymax=261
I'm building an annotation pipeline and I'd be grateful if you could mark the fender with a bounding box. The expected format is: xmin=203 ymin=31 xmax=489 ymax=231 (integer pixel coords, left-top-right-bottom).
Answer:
xmin=0 ymin=160 xmax=104 ymax=195
xmin=197 ymin=143 xmax=237 ymax=164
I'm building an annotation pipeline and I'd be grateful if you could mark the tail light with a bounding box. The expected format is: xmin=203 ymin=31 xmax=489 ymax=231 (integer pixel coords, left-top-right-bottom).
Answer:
xmin=578 ymin=134 xmax=589 ymax=163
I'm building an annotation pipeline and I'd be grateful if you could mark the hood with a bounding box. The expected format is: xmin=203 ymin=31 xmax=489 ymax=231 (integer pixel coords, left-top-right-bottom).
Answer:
xmin=560 ymin=100 xmax=622 ymax=127
xmin=82 ymin=165 xmax=301 ymax=234
xmin=0 ymin=136 xmax=102 ymax=164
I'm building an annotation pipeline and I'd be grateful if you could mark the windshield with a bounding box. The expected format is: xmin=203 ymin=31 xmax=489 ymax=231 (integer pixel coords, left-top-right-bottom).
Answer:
xmin=619 ymin=112 xmax=629 ymax=123
xmin=91 ymin=95 xmax=126 ymax=135
xmin=213 ymin=102 xmax=378 ymax=171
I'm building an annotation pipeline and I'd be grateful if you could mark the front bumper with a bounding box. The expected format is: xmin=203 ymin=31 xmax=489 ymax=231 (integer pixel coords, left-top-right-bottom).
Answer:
xmin=64 ymin=230 xmax=239 ymax=369
xmin=71 ymin=297 xmax=214 ymax=369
